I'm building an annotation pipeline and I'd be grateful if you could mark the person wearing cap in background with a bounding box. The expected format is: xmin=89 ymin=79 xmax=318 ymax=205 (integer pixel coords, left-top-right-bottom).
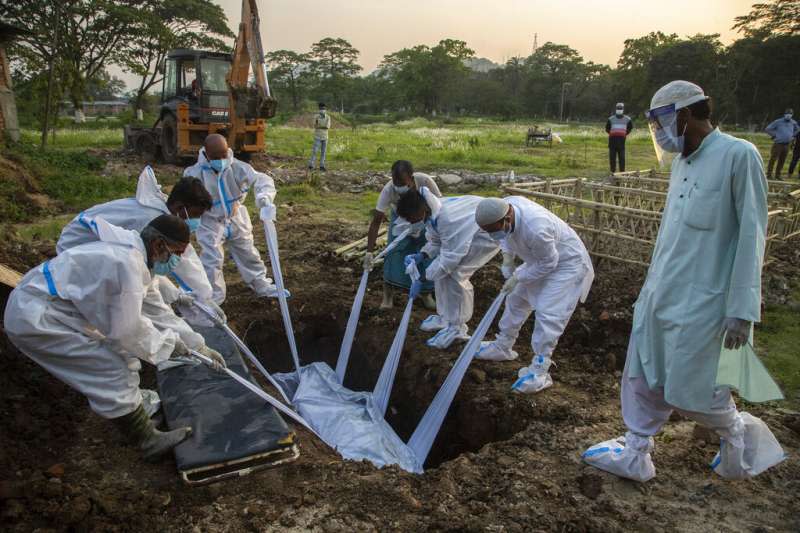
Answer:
xmin=583 ymin=80 xmax=785 ymax=482
xmin=472 ymin=196 xmax=594 ymax=394
xmin=765 ymin=108 xmax=799 ymax=179
xmin=185 ymin=133 xmax=286 ymax=304
xmin=4 ymin=215 xmax=226 ymax=462
xmin=308 ymin=102 xmax=331 ymax=172
xmin=363 ymin=160 xmax=440 ymax=310
xmin=605 ymin=102 xmax=634 ymax=173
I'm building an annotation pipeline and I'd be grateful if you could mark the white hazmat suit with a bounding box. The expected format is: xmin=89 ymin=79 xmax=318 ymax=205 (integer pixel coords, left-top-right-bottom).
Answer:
xmin=420 ymin=195 xmax=500 ymax=348
xmin=476 ymin=196 xmax=594 ymax=394
xmin=57 ymin=167 xmax=213 ymax=322
xmin=5 ymin=219 xmax=205 ymax=419
xmin=184 ymin=149 xmax=278 ymax=303
xmin=584 ymin=81 xmax=784 ymax=482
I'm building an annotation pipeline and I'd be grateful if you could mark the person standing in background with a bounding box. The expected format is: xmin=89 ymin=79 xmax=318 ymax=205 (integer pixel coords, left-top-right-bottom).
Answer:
xmin=765 ymin=108 xmax=799 ymax=179
xmin=308 ymin=102 xmax=331 ymax=172
xmin=606 ymin=102 xmax=633 ymax=173
xmin=786 ymin=125 xmax=800 ymax=180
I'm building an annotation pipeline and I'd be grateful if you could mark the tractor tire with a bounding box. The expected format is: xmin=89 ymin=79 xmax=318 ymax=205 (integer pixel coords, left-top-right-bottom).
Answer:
xmin=136 ymin=133 xmax=159 ymax=163
xmin=160 ymin=114 xmax=180 ymax=165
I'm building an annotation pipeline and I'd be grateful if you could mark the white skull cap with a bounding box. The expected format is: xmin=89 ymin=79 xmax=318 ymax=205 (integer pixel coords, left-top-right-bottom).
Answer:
xmin=475 ymin=197 xmax=510 ymax=226
xmin=650 ymin=80 xmax=708 ymax=111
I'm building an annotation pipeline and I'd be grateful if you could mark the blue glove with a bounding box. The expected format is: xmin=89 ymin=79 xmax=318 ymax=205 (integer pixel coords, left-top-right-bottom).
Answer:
xmin=409 ymin=279 xmax=423 ymax=299
xmin=404 ymin=253 xmax=425 ymax=268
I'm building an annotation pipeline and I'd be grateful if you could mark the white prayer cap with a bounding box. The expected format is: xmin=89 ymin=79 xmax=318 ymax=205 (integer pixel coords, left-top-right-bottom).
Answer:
xmin=475 ymin=197 xmax=510 ymax=226
xmin=650 ymin=80 xmax=708 ymax=111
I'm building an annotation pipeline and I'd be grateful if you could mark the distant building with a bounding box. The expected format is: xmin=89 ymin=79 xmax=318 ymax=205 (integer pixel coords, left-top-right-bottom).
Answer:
xmin=0 ymin=21 xmax=26 ymax=142
xmin=61 ymin=100 xmax=130 ymax=118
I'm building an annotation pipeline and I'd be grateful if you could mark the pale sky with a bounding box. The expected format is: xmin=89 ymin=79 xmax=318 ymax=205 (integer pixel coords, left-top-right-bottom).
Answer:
xmin=113 ymin=0 xmax=756 ymax=88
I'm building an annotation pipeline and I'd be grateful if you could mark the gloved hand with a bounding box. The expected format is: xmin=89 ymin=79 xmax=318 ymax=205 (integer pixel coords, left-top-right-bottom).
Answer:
xmin=721 ymin=317 xmax=750 ymax=350
xmin=207 ymin=300 xmax=227 ymax=325
xmin=257 ymin=195 xmax=272 ymax=209
xmin=171 ymin=338 xmax=190 ymax=358
xmin=175 ymin=293 xmax=196 ymax=308
xmin=198 ymin=345 xmax=227 ymax=371
xmin=501 ymin=253 xmax=515 ymax=280
xmin=362 ymin=251 xmax=375 ymax=271
xmin=409 ymin=279 xmax=423 ymax=299
xmin=260 ymin=204 xmax=277 ymax=222
xmin=404 ymin=253 xmax=425 ymax=268
xmin=502 ymin=273 xmax=519 ymax=294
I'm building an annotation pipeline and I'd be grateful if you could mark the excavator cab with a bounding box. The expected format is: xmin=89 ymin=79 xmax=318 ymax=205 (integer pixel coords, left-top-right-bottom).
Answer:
xmin=124 ymin=0 xmax=276 ymax=164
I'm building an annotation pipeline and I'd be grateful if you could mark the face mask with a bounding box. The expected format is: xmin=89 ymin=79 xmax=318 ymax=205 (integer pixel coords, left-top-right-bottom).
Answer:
xmin=394 ymin=185 xmax=410 ymax=194
xmin=654 ymin=122 xmax=686 ymax=153
xmin=186 ymin=218 xmax=201 ymax=233
xmin=785 ymin=114 xmax=793 ymax=121
xmin=615 ymin=110 xmax=623 ymax=116
xmin=409 ymin=220 xmax=426 ymax=238
xmin=488 ymin=221 xmax=509 ymax=241
xmin=153 ymin=253 xmax=181 ymax=276
xmin=181 ymin=207 xmax=201 ymax=233
xmin=209 ymin=159 xmax=227 ymax=173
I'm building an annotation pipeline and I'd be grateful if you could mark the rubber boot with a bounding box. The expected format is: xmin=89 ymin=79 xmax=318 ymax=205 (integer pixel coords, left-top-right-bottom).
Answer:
xmin=380 ymin=282 xmax=394 ymax=310
xmin=420 ymin=292 xmax=436 ymax=311
xmin=113 ymin=404 xmax=192 ymax=462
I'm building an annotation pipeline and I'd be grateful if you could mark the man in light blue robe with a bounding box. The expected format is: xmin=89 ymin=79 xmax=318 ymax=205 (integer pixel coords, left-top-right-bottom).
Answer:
xmin=583 ymin=81 xmax=785 ymax=482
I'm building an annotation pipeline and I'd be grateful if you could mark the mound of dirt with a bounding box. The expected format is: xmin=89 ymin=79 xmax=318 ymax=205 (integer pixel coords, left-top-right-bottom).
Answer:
xmin=0 ymin=152 xmax=59 ymax=221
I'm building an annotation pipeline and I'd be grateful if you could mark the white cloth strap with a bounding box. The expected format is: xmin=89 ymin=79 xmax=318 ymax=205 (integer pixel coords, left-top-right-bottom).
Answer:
xmin=373 ymin=298 xmax=414 ymax=415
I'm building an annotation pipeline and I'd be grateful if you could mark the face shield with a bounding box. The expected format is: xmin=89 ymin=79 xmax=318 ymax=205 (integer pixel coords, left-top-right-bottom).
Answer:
xmin=645 ymin=103 xmax=684 ymax=168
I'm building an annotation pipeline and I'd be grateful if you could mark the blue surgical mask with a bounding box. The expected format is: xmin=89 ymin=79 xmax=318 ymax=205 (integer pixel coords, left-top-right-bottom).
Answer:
xmin=209 ymin=159 xmax=227 ymax=173
xmin=186 ymin=218 xmax=201 ymax=233
xmin=181 ymin=207 xmax=201 ymax=233
xmin=153 ymin=253 xmax=181 ymax=276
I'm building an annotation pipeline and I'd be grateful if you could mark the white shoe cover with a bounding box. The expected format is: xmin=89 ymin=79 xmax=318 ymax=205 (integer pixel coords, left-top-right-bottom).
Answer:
xmin=583 ymin=432 xmax=656 ymax=482
xmin=474 ymin=341 xmax=519 ymax=361
xmin=426 ymin=325 xmax=470 ymax=349
xmin=711 ymin=412 xmax=786 ymax=480
xmin=257 ymin=283 xmax=291 ymax=299
xmin=420 ymin=314 xmax=447 ymax=332
xmin=511 ymin=368 xmax=553 ymax=394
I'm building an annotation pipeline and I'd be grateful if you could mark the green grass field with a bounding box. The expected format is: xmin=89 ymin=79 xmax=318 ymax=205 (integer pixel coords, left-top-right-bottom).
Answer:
xmin=20 ymin=116 xmax=778 ymax=177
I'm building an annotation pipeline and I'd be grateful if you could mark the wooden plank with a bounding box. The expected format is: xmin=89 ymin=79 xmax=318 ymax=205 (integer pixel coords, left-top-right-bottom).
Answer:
xmin=0 ymin=264 xmax=23 ymax=288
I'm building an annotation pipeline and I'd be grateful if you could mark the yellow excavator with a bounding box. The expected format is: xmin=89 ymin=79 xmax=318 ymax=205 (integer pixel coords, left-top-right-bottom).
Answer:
xmin=124 ymin=0 xmax=276 ymax=162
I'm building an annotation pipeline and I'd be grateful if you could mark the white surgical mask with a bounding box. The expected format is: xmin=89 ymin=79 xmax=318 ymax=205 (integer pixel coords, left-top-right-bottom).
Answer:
xmin=394 ymin=185 xmax=410 ymax=194
xmin=647 ymin=103 xmax=686 ymax=155
xmin=615 ymin=110 xmax=623 ymax=116
xmin=785 ymin=114 xmax=793 ymax=121
xmin=488 ymin=221 xmax=510 ymax=241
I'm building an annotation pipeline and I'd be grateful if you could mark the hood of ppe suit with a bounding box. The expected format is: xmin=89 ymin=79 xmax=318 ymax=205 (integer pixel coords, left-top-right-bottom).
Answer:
xmin=135 ymin=166 xmax=169 ymax=211
xmin=419 ymin=186 xmax=442 ymax=218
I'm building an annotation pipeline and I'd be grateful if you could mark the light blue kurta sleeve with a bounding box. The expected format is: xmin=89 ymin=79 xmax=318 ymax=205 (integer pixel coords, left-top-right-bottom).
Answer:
xmin=725 ymin=144 xmax=767 ymax=322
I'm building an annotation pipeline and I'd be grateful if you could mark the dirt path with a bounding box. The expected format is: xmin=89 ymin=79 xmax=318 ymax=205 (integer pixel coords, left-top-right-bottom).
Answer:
xmin=1 ymin=159 xmax=799 ymax=532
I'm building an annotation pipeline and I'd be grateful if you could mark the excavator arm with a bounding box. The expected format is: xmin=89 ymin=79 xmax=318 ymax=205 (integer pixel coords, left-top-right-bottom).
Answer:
xmin=227 ymin=0 xmax=277 ymax=151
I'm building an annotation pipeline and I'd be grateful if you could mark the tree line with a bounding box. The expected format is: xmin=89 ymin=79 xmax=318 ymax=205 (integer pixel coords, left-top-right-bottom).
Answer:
xmin=6 ymin=0 xmax=799 ymax=128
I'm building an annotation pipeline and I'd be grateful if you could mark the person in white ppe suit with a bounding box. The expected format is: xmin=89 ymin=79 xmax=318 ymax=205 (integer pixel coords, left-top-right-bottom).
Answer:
xmin=397 ymin=191 xmax=500 ymax=349
xmin=184 ymin=133 xmax=285 ymax=304
xmin=4 ymin=215 xmax=226 ymax=461
xmin=473 ymin=197 xmax=594 ymax=394
xmin=583 ymin=80 xmax=785 ymax=482
xmin=57 ymin=166 xmax=224 ymax=324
